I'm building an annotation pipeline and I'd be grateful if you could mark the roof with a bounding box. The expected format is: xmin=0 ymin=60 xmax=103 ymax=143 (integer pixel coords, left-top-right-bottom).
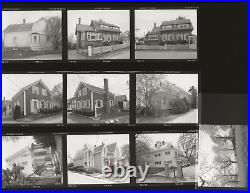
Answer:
xmin=94 ymin=144 xmax=105 ymax=154
xmin=75 ymin=82 xmax=115 ymax=96
xmin=91 ymin=19 xmax=119 ymax=28
xmin=115 ymin=95 xmax=127 ymax=102
xmin=12 ymin=79 xmax=52 ymax=100
xmin=6 ymin=146 xmax=31 ymax=161
xmin=161 ymin=18 xmax=192 ymax=26
xmin=151 ymin=26 xmax=161 ymax=34
xmin=3 ymin=23 xmax=33 ymax=33
xmin=75 ymin=24 xmax=95 ymax=33
xmin=106 ymin=142 xmax=117 ymax=153
xmin=150 ymin=143 xmax=182 ymax=154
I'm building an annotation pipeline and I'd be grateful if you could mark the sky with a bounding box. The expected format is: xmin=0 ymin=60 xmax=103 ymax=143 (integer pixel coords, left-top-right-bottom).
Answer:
xmin=2 ymin=136 xmax=35 ymax=169
xmin=67 ymin=134 xmax=129 ymax=158
xmin=141 ymin=133 xmax=182 ymax=148
xmin=67 ymin=10 xmax=130 ymax=39
xmin=167 ymin=74 xmax=198 ymax=92
xmin=67 ymin=74 xmax=129 ymax=99
xmin=135 ymin=9 xmax=197 ymax=38
xmin=2 ymin=74 xmax=63 ymax=100
xmin=2 ymin=11 xmax=62 ymax=31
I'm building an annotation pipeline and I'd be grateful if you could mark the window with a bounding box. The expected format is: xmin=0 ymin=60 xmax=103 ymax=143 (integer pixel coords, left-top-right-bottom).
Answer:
xmin=109 ymin=100 xmax=114 ymax=107
xmin=95 ymin=100 xmax=103 ymax=108
xmin=81 ymin=33 xmax=85 ymax=40
xmin=77 ymin=101 xmax=81 ymax=109
xmin=82 ymin=87 xmax=87 ymax=96
xmin=46 ymin=101 xmax=51 ymax=108
xmin=86 ymin=100 xmax=91 ymax=109
xmin=32 ymin=35 xmax=39 ymax=43
xmin=42 ymin=89 xmax=47 ymax=96
xmin=78 ymin=90 xmax=81 ymax=97
xmin=13 ymin=36 xmax=17 ymax=44
xmin=32 ymin=86 xmax=39 ymax=95
xmin=165 ymin=151 xmax=170 ymax=155
xmin=167 ymin=161 xmax=172 ymax=164
xmin=40 ymin=100 xmax=45 ymax=109
xmin=175 ymin=152 xmax=178 ymax=157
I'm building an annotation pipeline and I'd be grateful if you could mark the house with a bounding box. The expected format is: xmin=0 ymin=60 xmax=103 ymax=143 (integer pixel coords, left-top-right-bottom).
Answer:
xmin=3 ymin=18 xmax=56 ymax=51
xmin=144 ymin=16 xmax=196 ymax=45
xmin=5 ymin=143 xmax=60 ymax=177
xmin=12 ymin=79 xmax=53 ymax=117
xmin=143 ymin=141 xmax=189 ymax=169
xmin=70 ymin=78 xmax=115 ymax=115
xmin=73 ymin=142 xmax=120 ymax=173
xmin=114 ymin=95 xmax=129 ymax=111
xmin=75 ymin=18 xmax=122 ymax=49
xmin=150 ymin=81 xmax=192 ymax=116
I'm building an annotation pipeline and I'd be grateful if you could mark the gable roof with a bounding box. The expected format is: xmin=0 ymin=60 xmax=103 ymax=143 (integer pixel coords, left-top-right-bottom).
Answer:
xmin=94 ymin=143 xmax=105 ymax=154
xmin=75 ymin=82 xmax=114 ymax=96
xmin=115 ymin=95 xmax=127 ymax=102
xmin=91 ymin=19 xmax=119 ymax=28
xmin=161 ymin=18 xmax=192 ymax=26
xmin=12 ymin=79 xmax=52 ymax=100
xmin=75 ymin=24 xmax=95 ymax=33
xmin=6 ymin=146 xmax=31 ymax=162
xmin=106 ymin=142 xmax=117 ymax=153
xmin=151 ymin=26 xmax=161 ymax=34
xmin=3 ymin=23 xmax=33 ymax=33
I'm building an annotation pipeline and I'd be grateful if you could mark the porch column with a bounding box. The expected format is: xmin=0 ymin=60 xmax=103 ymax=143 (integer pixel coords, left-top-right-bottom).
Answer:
xmin=91 ymin=91 xmax=94 ymax=110
xmin=23 ymin=90 xmax=26 ymax=116
xmin=164 ymin=163 xmax=169 ymax=178
xmin=176 ymin=160 xmax=183 ymax=178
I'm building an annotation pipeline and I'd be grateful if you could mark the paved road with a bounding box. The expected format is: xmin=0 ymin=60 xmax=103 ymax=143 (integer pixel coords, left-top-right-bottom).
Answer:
xmin=68 ymin=171 xmax=118 ymax=184
xmin=166 ymin=109 xmax=198 ymax=123
xmin=68 ymin=48 xmax=130 ymax=60
xmin=135 ymin=50 xmax=197 ymax=59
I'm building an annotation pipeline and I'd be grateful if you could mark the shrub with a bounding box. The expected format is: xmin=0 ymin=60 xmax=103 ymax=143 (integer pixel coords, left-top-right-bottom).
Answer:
xmin=103 ymin=41 xmax=111 ymax=46
xmin=13 ymin=105 xmax=22 ymax=120
xmin=40 ymin=107 xmax=61 ymax=114
xmin=74 ymin=109 xmax=95 ymax=117
xmin=169 ymin=98 xmax=189 ymax=114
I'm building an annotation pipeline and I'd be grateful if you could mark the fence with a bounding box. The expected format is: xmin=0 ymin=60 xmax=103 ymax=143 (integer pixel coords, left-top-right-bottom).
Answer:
xmin=136 ymin=44 xmax=197 ymax=50
xmin=86 ymin=43 xmax=130 ymax=56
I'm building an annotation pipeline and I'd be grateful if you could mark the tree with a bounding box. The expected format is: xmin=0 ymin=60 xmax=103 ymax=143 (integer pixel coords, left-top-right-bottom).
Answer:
xmin=121 ymin=144 xmax=130 ymax=161
xmin=2 ymin=164 xmax=25 ymax=186
xmin=32 ymin=135 xmax=56 ymax=149
xmin=177 ymin=133 xmax=198 ymax=165
xmin=135 ymin=134 xmax=152 ymax=167
xmin=136 ymin=74 xmax=167 ymax=115
xmin=51 ymin=82 xmax=63 ymax=108
xmin=46 ymin=16 xmax=62 ymax=50
xmin=2 ymin=136 xmax=23 ymax=142
xmin=188 ymin=86 xmax=198 ymax=109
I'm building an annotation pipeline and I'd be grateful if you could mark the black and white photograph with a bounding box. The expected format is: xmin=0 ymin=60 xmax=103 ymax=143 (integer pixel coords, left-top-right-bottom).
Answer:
xmin=67 ymin=10 xmax=130 ymax=60
xmin=2 ymin=11 xmax=62 ymax=60
xmin=2 ymin=74 xmax=63 ymax=124
xmin=136 ymin=132 xmax=198 ymax=183
xmin=2 ymin=134 xmax=63 ymax=187
xmin=136 ymin=73 xmax=198 ymax=124
xmin=67 ymin=74 xmax=129 ymax=124
xmin=135 ymin=9 xmax=197 ymax=60
xmin=197 ymin=125 xmax=248 ymax=188
xmin=67 ymin=134 xmax=130 ymax=184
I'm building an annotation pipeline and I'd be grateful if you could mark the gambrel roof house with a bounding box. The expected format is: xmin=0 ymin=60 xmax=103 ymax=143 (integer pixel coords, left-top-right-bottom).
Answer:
xmin=3 ymin=17 xmax=57 ymax=51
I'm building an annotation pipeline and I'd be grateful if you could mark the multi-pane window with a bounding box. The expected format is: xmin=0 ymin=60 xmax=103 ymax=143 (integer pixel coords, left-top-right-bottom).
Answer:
xmin=32 ymin=86 xmax=39 ymax=95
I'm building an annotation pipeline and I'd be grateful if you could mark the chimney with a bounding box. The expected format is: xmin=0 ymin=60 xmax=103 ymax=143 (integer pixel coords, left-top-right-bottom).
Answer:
xmin=23 ymin=19 xmax=26 ymax=24
xmin=78 ymin=18 xmax=81 ymax=24
xmin=103 ymin=78 xmax=110 ymax=114
xmin=154 ymin=22 xmax=156 ymax=28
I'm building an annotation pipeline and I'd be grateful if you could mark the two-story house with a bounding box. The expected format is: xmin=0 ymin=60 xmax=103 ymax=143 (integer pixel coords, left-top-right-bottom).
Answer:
xmin=75 ymin=18 xmax=122 ymax=49
xmin=70 ymin=78 xmax=115 ymax=115
xmin=145 ymin=16 xmax=196 ymax=45
xmin=3 ymin=18 xmax=57 ymax=51
xmin=12 ymin=79 xmax=53 ymax=117
xmin=73 ymin=142 xmax=119 ymax=173
xmin=144 ymin=141 xmax=189 ymax=169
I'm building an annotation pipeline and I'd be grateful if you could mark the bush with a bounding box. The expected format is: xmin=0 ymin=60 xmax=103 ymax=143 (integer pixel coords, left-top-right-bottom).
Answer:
xmin=13 ymin=105 xmax=22 ymax=120
xmin=74 ymin=109 xmax=95 ymax=117
xmin=103 ymin=41 xmax=111 ymax=46
xmin=39 ymin=107 xmax=61 ymax=114
xmin=70 ymin=166 xmax=95 ymax=174
xmin=169 ymin=98 xmax=189 ymax=114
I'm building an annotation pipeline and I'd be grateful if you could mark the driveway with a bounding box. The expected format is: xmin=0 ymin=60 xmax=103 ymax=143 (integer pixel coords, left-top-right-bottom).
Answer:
xmin=135 ymin=50 xmax=197 ymax=59
xmin=68 ymin=48 xmax=130 ymax=60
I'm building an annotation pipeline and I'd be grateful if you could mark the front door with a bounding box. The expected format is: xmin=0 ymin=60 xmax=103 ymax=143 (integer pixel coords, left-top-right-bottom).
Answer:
xmin=31 ymin=99 xmax=39 ymax=114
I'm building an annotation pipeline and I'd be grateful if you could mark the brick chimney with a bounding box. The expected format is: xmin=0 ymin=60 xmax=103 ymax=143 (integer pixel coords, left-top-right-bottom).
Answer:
xmin=78 ymin=17 xmax=81 ymax=24
xmin=23 ymin=19 xmax=26 ymax=24
xmin=103 ymin=78 xmax=110 ymax=114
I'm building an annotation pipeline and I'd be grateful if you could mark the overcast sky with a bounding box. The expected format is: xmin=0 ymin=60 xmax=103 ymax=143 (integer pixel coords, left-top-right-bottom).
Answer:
xmin=67 ymin=10 xmax=130 ymax=39
xmin=2 ymin=136 xmax=34 ymax=169
xmin=135 ymin=9 xmax=197 ymax=38
xmin=67 ymin=74 xmax=129 ymax=99
xmin=67 ymin=134 xmax=129 ymax=158
xmin=2 ymin=11 xmax=62 ymax=31
xmin=2 ymin=74 xmax=62 ymax=100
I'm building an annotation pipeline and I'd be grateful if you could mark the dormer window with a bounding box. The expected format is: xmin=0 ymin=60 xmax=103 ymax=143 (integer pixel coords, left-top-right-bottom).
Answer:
xmin=32 ymin=86 xmax=39 ymax=95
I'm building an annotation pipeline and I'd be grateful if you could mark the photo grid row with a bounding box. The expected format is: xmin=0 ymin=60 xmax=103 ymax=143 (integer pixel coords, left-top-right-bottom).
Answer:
xmin=2 ymin=125 xmax=247 ymax=188
xmin=2 ymin=9 xmax=197 ymax=61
